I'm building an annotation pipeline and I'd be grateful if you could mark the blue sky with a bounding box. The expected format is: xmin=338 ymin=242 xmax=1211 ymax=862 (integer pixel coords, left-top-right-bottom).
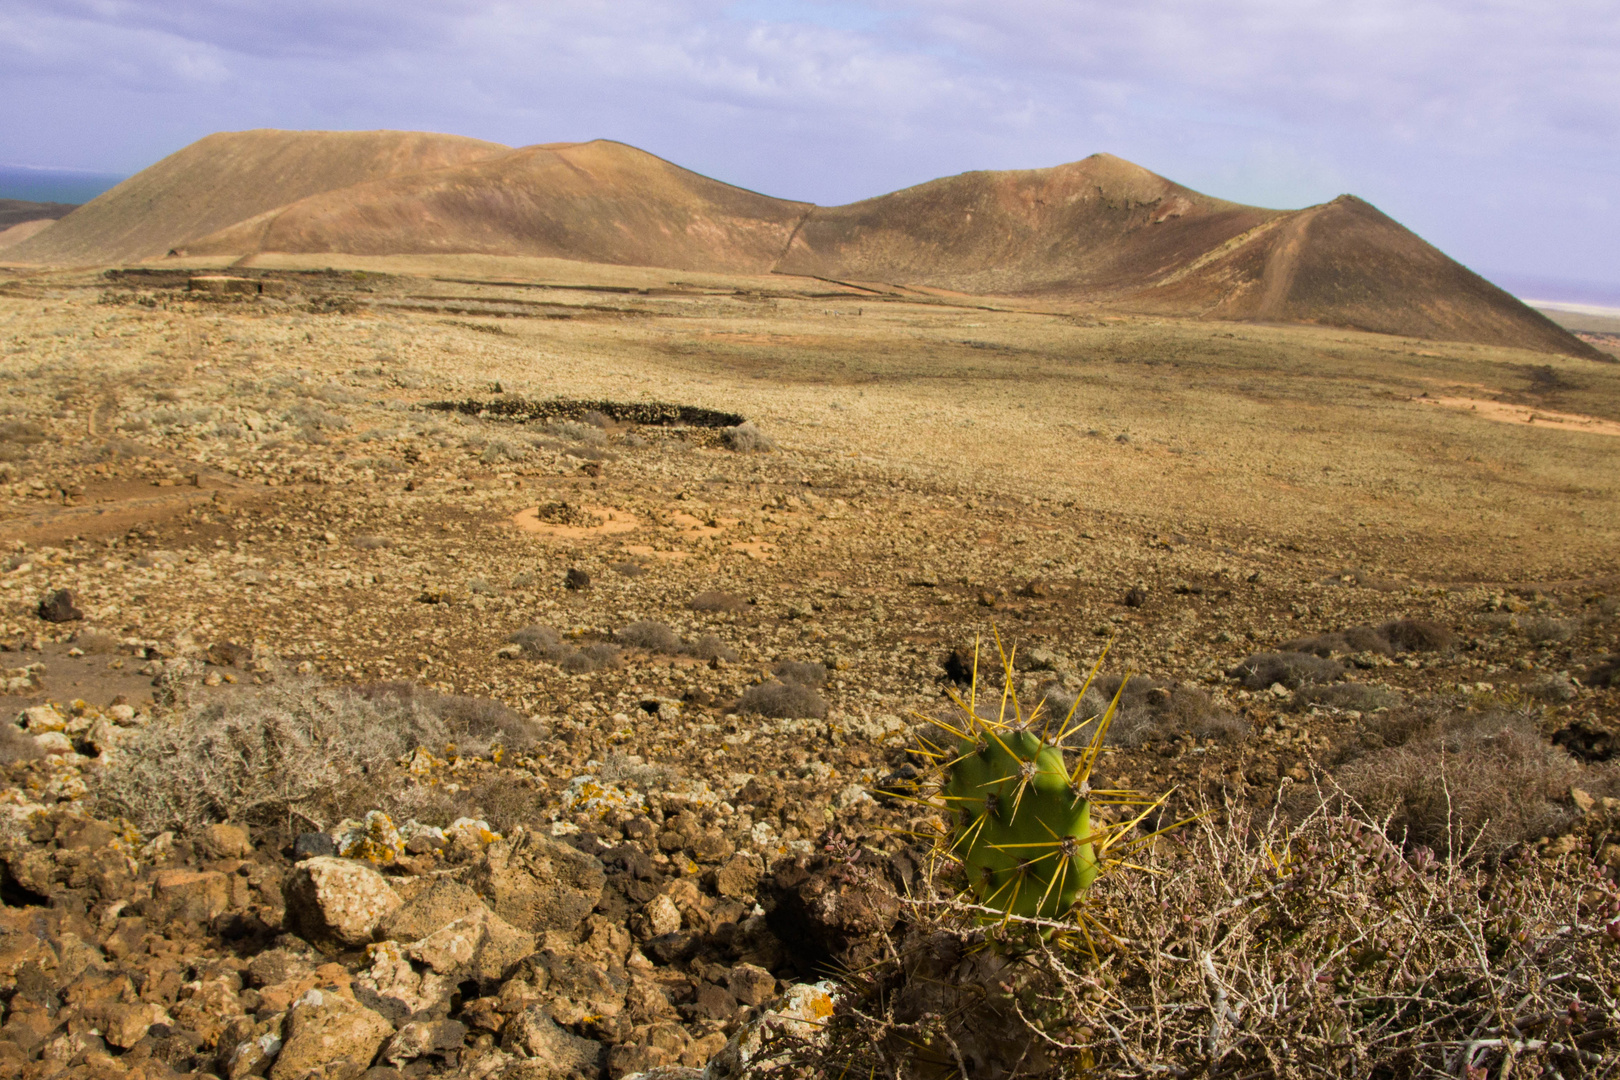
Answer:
xmin=2 ymin=1 xmax=1616 ymax=296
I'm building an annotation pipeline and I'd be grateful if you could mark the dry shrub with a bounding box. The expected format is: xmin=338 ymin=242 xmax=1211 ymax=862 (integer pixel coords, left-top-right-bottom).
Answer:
xmin=615 ymin=620 xmax=685 ymax=654
xmin=773 ymin=660 xmax=828 ymax=688
xmin=1292 ymin=681 xmax=1403 ymax=713
xmin=1522 ymin=616 xmax=1576 ymax=644
xmin=685 ymin=633 xmax=738 ymax=663
xmin=508 ymin=625 xmax=620 ymax=673
xmin=611 ymin=561 xmax=647 ymax=577
xmin=350 ymin=534 xmax=392 ymax=550
xmin=508 ymin=624 xmax=570 ymax=661
xmin=1377 ymin=617 xmax=1455 ymax=652
xmin=723 ymin=421 xmax=774 ymax=452
xmin=1045 ymin=677 xmax=1245 ymax=748
xmin=1332 ymin=710 xmax=1582 ymax=860
xmin=800 ymin=802 xmax=1620 ymax=1078
xmin=560 ymin=643 xmax=621 ymax=674
xmin=1282 ymin=625 xmax=1393 ymax=657
xmin=738 ymin=680 xmax=828 ymax=720
xmin=691 ymin=590 xmax=746 ymax=611
xmin=1230 ymin=651 xmax=1341 ymax=690
xmin=94 ymin=679 xmax=546 ymax=835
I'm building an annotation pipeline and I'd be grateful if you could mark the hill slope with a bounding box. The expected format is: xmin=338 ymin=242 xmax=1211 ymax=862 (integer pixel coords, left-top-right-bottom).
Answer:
xmin=6 ymin=130 xmax=510 ymax=264
xmin=7 ymin=130 xmax=1601 ymax=359
xmin=187 ymin=141 xmax=811 ymax=274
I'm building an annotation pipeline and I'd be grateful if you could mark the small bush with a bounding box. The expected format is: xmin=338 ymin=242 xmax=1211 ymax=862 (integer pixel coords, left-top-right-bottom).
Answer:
xmin=1332 ymin=710 xmax=1582 ymax=860
xmin=1054 ymin=676 xmax=1245 ymax=748
xmin=611 ymin=561 xmax=646 ymax=577
xmin=1230 ymin=651 xmax=1342 ymax=689
xmin=1527 ymin=672 xmax=1578 ymax=702
xmin=1282 ymin=624 xmax=1393 ymax=657
xmin=1522 ymin=616 xmax=1575 ymax=644
xmin=508 ymin=624 xmax=570 ymax=661
xmin=801 ymin=802 xmax=1620 ymax=1078
xmin=1379 ymin=617 xmax=1455 ymax=652
xmin=691 ymin=590 xmax=746 ymax=611
xmin=722 ymin=421 xmax=774 ymax=452
xmin=773 ymin=660 xmax=828 ymax=688
xmin=350 ymin=534 xmax=392 ymax=550
xmin=479 ymin=438 xmax=529 ymax=464
xmin=614 ymin=621 xmax=685 ymax=654
xmin=94 ymin=680 xmax=456 ymax=835
xmin=685 ymin=633 xmax=738 ymax=663
xmin=561 ymin=643 xmax=621 ymax=674
xmin=738 ymin=680 xmax=828 ymax=720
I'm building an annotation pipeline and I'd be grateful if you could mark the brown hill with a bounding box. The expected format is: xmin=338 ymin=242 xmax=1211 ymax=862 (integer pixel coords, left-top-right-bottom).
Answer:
xmin=775 ymin=153 xmax=1283 ymax=295
xmin=5 ymin=130 xmax=510 ymax=265
xmin=7 ymin=130 xmax=1600 ymax=359
xmin=187 ymin=140 xmax=811 ymax=274
xmin=778 ymin=158 xmax=1601 ymax=360
xmin=0 ymin=219 xmax=57 ymax=252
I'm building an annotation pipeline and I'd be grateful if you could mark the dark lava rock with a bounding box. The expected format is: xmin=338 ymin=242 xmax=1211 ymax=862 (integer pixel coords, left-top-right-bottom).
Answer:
xmin=762 ymin=850 xmax=900 ymax=975
xmin=565 ymin=567 xmax=592 ymax=591
xmin=37 ymin=589 xmax=83 ymax=623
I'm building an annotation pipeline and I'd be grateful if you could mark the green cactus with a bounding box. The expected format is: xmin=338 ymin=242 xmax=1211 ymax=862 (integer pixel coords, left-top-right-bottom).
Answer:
xmin=920 ymin=635 xmax=1163 ymax=925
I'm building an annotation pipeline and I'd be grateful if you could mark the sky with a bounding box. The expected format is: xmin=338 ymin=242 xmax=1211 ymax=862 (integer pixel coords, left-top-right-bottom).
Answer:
xmin=2 ymin=0 xmax=1616 ymax=298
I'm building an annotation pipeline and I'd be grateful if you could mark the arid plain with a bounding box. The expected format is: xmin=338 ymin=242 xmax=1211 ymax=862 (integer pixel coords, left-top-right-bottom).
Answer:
xmin=0 ymin=251 xmax=1618 ymax=1077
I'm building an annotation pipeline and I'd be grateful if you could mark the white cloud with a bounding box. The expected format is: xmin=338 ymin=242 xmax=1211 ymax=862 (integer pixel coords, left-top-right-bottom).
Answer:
xmin=0 ymin=0 xmax=1614 ymax=284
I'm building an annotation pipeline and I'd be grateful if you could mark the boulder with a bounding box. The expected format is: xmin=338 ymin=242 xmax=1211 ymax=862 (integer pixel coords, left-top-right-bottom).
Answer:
xmin=285 ymin=856 xmax=402 ymax=947
xmin=405 ymin=908 xmax=535 ymax=983
xmin=762 ymin=851 xmax=901 ymax=973
xmin=37 ymin=589 xmax=83 ymax=623
xmin=500 ymin=1005 xmax=602 ymax=1076
xmin=150 ymin=869 xmax=231 ymax=923
xmin=382 ymin=1018 xmax=468 ymax=1067
xmin=268 ymin=987 xmax=394 ymax=1080
xmin=380 ymin=876 xmax=487 ymax=942
xmin=468 ymin=829 xmax=605 ymax=935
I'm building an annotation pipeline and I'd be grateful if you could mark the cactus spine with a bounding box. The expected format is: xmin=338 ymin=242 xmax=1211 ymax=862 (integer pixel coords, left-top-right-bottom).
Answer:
xmin=922 ymin=636 xmax=1161 ymax=924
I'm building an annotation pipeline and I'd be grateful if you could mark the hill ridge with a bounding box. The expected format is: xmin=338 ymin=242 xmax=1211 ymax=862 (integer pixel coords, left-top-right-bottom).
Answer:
xmin=8 ymin=130 xmax=1602 ymax=360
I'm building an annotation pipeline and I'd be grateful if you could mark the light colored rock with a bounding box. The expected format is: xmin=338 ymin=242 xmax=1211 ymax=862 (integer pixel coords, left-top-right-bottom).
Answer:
xmin=285 ymin=856 xmax=402 ymax=946
xmin=380 ymin=876 xmax=486 ymax=942
xmin=381 ymin=1018 xmax=468 ymax=1067
xmin=204 ymin=822 xmax=255 ymax=858
xmin=702 ymin=981 xmax=838 ymax=1079
xmin=358 ymin=940 xmax=454 ymax=1017
xmin=1571 ymin=787 xmax=1596 ymax=815
xmin=469 ymin=828 xmax=605 ymax=935
xmin=644 ymin=894 xmax=682 ymax=937
xmin=102 ymin=1002 xmax=171 ymax=1049
xmin=21 ymin=705 xmax=65 ymax=732
xmin=268 ymin=988 xmax=393 ymax=1080
xmin=150 ymin=869 xmax=231 ymax=923
xmin=500 ymin=1005 xmax=602 ymax=1075
xmin=406 ymin=908 xmax=535 ymax=982
xmin=32 ymin=731 xmax=73 ymax=755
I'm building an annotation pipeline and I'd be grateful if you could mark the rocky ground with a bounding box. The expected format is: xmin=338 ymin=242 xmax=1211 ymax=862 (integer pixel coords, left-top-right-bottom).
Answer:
xmin=0 ymin=265 xmax=1616 ymax=1079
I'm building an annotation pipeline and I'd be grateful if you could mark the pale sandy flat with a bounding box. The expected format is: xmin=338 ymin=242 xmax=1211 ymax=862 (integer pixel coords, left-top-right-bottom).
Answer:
xmin=1415 ymin=396 xmax=1620 ymax=437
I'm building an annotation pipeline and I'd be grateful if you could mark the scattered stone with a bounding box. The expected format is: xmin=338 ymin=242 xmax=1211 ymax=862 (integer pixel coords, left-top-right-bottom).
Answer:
xmin=150 ymin=869 xmax=231 ymax=923
xmin=269 ymin=987 xmax=394 ymax=1080
xmin=469 ymin=829 xmax=607 ymax=935
xmin=37 ymin=588 xmax=83 ymax=622
xmin=285 ymin=856 xmax=404 ymax=947
xmin=500 ymin=1006 xmax=603 ymax=1075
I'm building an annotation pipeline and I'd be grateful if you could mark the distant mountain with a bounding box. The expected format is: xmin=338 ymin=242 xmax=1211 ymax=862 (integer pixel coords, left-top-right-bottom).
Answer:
xmin=7 ymin=131 xmax=1602 ymax=360
xmin=6 ymin=130 xmax=509 ymax=265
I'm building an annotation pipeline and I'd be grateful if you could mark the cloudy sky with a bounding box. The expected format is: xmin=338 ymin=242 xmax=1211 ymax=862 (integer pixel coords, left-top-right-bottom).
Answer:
xmin=3 ymin=1 xmax=1616 ymax=297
